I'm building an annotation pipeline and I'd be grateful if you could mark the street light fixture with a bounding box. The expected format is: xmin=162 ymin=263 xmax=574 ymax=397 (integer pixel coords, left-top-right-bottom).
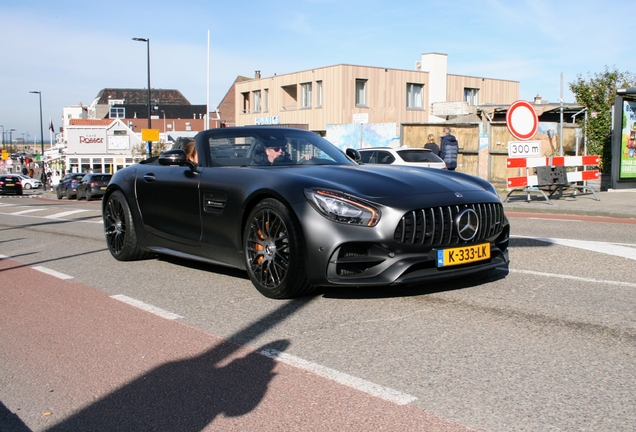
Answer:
xmin=29 ymin=91 xmax=45 ymax=170
xmin=133 ymin=37 xmax=152 ymax=156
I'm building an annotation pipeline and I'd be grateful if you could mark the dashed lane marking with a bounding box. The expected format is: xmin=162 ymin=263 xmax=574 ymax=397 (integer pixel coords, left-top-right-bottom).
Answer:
xmin=260 ymin=348 xmax=418 ymax=405
xmin=506 ymin=268 xmax=636 ymax=288
xmin=44 ymin=209 xmax=90 ymax=219
xmin=111 ymin=294 xmax=184 ymax=320
xmin=6 ymin=208 xmax=47 ymax=215
xmin=32 ymin=266 xmax=74 ymax=280
xmin=512 ymin=235 xmax=636 ymax=261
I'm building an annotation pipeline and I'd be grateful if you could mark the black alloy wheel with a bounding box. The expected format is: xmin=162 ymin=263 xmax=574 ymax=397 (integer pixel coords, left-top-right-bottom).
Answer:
xmin=244 ymin=198 xmax=313 ymax=299
xmin=103 ymin=190 xmax=152 ymax=261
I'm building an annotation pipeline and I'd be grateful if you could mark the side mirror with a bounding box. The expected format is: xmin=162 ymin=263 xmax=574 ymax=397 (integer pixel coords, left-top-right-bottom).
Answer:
xmin=345 ymin=148 xmax=361 ymax=162
xmin=158 ymin=149 xmax=197 ymax=171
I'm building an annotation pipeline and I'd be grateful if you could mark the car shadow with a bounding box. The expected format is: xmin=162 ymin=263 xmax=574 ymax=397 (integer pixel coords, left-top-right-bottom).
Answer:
xmin=44 ymin=299 xmax=313 ymax=432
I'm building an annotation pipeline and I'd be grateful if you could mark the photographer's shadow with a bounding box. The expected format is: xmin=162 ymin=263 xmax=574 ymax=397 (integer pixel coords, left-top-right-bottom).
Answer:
xmin=46 ymin=339 xmax=290 ymax=432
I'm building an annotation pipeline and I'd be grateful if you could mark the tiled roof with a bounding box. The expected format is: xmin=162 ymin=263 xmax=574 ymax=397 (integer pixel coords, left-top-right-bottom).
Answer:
xmin=94 ymin=88 xmax=190 ymax=105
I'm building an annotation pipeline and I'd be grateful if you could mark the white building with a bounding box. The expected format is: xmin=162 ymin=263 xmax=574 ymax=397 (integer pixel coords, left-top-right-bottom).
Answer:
xmin=63 ymin=118 xmax=143 ymax=173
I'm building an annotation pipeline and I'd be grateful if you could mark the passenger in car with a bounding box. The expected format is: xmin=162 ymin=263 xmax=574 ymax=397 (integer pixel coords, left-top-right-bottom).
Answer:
xmin=184 ymin=140 xmax=198 ymax=165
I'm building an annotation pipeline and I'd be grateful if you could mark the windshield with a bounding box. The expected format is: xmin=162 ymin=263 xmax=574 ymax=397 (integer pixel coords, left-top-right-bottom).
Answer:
xmin=203 ymin=128 xmax=354 ymax=167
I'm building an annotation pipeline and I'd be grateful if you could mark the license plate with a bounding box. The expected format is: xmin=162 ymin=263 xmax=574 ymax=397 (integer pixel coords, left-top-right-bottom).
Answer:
xmin=437 ymin=243 xmax=490 ymax=267
xmin=6 ymin=183 xmax=14 ymax=186
xmin=101 ymin=186 xmax=107 ymax=190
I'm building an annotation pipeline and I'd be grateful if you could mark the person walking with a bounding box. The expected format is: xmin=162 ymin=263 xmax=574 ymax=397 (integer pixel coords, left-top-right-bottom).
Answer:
xmin=424 ymin=133 xmax=440 ymax=155
xmin=439 ymin=127 xmax=459 ymax=171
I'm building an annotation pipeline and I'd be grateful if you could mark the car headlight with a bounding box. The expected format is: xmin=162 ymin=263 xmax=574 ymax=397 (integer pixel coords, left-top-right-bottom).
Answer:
xmin=304 ymin=189 xmax=381 ymax=226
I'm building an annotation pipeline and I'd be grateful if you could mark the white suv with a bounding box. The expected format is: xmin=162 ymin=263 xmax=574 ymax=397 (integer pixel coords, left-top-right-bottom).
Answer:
xmin=358 ymin=147 xmax=446 ymax=169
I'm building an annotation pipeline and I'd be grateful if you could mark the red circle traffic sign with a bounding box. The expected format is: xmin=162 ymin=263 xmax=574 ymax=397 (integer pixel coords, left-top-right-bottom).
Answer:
xmin=506 ymin=100 xmax=539 ymax=141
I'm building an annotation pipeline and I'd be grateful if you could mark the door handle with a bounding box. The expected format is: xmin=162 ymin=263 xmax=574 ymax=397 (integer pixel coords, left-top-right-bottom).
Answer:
xmin=143 ymin=174 xmax=156 ymax=182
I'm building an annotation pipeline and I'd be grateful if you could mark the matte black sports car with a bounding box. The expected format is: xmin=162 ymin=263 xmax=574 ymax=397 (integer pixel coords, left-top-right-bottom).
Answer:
xmin=102 ymin=127 xmax=509 ymax=299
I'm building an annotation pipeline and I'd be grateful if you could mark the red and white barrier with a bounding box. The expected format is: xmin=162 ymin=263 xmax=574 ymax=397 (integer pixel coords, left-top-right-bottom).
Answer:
xmin=507 ymin=155 xmax=600 ymax=188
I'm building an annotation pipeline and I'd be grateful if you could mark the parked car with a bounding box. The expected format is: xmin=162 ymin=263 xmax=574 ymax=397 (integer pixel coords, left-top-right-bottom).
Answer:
xmin=102 ymin=127 xmax=509 ymax=299
xmin=17 ymin=174 xmax=42 ymax=190
xmin=0 ymin=174 xmax=24 ymax=195
xmin=76 ymin=173 xmax=112 ymax=201
xmin=56 ymin=173 xmax=86 ymax=199
xmin=359 ymin=147 xmax=447 ymax=169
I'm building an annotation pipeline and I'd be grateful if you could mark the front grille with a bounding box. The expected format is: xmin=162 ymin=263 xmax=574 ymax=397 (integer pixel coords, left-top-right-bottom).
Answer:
xmin=394 ymin=203 xmax=504 ymax=246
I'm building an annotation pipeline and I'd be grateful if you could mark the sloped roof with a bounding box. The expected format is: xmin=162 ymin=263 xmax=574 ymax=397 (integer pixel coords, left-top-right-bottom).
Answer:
xmin=94 ymin=88 xmax=191 ymax=105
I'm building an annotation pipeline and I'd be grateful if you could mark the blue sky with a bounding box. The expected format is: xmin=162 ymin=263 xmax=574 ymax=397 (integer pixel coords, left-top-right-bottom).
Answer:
xmin=1 ymin=0 xmax=634 ymax=142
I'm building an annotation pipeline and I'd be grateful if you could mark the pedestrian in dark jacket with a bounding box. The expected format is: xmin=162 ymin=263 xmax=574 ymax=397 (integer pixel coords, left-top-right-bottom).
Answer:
xmin=439 ymin=127 xmax=459 ymax=170
xmin=424 ymin=134 xmax=440 ymax=156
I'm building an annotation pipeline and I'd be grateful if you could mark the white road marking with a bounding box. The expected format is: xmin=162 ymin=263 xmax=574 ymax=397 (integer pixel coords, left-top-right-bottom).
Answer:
xmin=111 ymin=294 xmax=184 ymax=320
xmin=32 ymin=266 xmax=74 ymax=280
xmin=260 ymin=348 xmax=418 ymax=405
xmin=506 ymin=268 xmax=636 ymax=288
xmin=44 ymin=209 xmax=90 ymax=219
xmin=512 ymin=235 xmax=636 ymax=261
xmin=7 ymin=208 xmax=46 ymax=215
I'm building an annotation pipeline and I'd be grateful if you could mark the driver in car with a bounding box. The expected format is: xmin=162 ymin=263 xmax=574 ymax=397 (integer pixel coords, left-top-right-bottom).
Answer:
xmin=255 ymin=141 xmax=292 ymax=165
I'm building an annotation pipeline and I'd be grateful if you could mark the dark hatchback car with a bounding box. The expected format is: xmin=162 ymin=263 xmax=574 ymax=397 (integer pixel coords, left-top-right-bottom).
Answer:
xmin=102 ymin=126 xmax=510 ymax=299
xmin=0 ymin=174 xmax=24 ymax=195
xmin=77 ymin=173 xmax=112 ymax=201
xmin=56 ymin=173 xmax=86 ymax=199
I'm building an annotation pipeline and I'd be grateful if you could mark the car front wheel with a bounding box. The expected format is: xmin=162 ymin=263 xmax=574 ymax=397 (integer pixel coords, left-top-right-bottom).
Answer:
xmin=244 ymin=198 xmax=313 ymax=299
xmin=103 ymin=190 xmax=152 ymax=261
xmin=24 ymin=183 xmax=32 ymax=190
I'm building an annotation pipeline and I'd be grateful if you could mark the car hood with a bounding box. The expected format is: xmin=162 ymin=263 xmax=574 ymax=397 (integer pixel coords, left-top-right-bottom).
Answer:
xmin=280 ymin=164 xmax=499 ymax=204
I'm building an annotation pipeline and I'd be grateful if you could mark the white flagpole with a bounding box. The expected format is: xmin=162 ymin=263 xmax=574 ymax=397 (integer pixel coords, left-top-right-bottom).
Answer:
xmin=206 ymin=30 xmax=210 ymax=130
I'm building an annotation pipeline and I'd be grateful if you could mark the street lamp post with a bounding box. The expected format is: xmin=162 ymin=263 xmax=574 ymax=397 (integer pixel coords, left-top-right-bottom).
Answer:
xmin=133 ymin=37 xmax=152 ymax=156
xmin=29 ymin=91 xmax=45 ymax=171
xmin=0 ymin=125 xmax=4 ymax=148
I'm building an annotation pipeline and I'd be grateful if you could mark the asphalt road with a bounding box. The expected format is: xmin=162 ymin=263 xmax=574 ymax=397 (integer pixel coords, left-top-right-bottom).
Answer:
xmin=1 ymin=196 xmax=635 ymax=431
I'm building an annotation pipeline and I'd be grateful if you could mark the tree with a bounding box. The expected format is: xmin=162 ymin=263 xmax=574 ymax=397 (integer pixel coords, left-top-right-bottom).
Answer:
xmin=569 ymin=66 xmax=636 ymax=172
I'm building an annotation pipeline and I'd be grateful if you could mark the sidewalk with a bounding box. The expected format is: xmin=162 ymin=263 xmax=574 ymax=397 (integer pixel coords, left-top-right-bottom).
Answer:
xmin=501 ymin=188 xmax=636 ymax=219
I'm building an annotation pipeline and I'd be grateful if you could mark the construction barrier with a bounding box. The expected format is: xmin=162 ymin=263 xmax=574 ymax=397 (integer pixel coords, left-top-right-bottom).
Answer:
xmin=505 ymin=155 xmax=600 ymax=203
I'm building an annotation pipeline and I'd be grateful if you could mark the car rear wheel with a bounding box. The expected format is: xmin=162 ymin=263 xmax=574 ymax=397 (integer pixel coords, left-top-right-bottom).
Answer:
xmin=66 ymin=188 xmax=74 ymax=200
xmin=86 ymin=189 xmax=93 ymax=201
xmin=56 ymin=188 xmax=63 ymax=199
xmin=103 ymin=190 xmax=152 ymax=261
xmin=244 ymin=198 xmax=313 ymax=299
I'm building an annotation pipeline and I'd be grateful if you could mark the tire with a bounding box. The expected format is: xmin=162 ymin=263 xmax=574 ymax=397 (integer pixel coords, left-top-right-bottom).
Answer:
xmin=244 ymin=198 xmax=313 ymax=299
xmin=56 ymin=188 xmax=63 ymax=200
xmin=103 ymin=190 xmax=152 ymax=261
xmin=86 ymin=191 xmax=93 ymax=201
xmin=24 ymin=183 xmax=32 ymax=190
xmin=76 ymin=188 xmax=84 ymax=200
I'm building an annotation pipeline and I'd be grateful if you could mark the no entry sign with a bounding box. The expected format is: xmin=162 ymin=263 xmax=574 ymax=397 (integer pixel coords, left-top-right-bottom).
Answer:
xmin=506 ymin=100 xmax=539 ymax=141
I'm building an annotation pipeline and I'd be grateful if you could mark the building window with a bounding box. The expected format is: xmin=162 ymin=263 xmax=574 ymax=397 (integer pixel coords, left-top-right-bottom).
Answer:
xmin=464 ymin=88 xmax=479 ymax=106
xmin=110 ymin=107 xmax=125 ymax=118
xmin=264 ymin=88 xmax=269 ymax=112
xmin=241 ymin=92 xmax=250 ymax=113
xmin=316 ymin=81 xmax=323 ymax=108
xmin=282 ymin=84 xmax=298 ymax=111
xmin=355 ymin=79 xmax=368 ymax=107
xmin=253 ymin=90 xmax=261 ymax=112
xmin=301 ymin=82 xmax=312 ymax=108
xmin=406 ymin=83 xmax=424 ymax=109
